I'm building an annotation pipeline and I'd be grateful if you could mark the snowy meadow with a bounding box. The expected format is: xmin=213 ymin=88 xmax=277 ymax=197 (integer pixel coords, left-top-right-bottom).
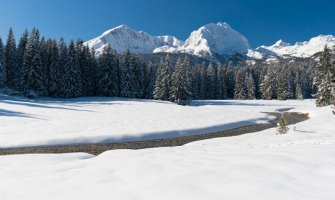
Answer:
xmin=0 ymin=94 xmax=302 ymax=148
xmin=1 ymin=95 xmax=335 ymax=200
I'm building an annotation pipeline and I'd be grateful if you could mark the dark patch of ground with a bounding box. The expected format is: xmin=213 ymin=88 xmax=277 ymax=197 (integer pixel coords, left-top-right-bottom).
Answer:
xmin=0 ymin=112 xmax=309 ymax=156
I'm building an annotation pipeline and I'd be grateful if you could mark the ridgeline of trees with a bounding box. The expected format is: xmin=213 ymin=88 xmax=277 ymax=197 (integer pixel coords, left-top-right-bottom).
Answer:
xmin=0 ymin=28 xmax=334 ymax=107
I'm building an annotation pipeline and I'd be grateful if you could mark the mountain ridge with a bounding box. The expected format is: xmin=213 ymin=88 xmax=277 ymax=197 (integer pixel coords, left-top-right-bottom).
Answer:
xmin=85 ymin=23 xmax=335 ymax=61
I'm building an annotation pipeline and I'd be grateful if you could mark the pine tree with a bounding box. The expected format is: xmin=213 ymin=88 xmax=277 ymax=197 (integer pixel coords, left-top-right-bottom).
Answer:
xmin=132 ymin=55 xmax=145 ymax=98
xmin=170 ymin=58 xmax=192 ymax=105
xmin=246 ymin=71 xmax=256 ymax=99
xmin=96 ymin=45 xmax=118 ymax=96
xmin=40 ymin=37 xmax=49 ymax=95
xmin=120 ymin=50 xmax=136 ymax=98
xmin=260 ymin=69 xmax=276 ymax=100
xmin=56 ymin=38 xmax=68 ymax=97
xmin=314 ymin=46 xmax=334 ymax=107
xmin=16 ymin=29 xmax=29 ymax=90
xmin=277 ymin=75 xmax=287 ymax=100
xmin=206 ymin=63 xmax=217 ymax=99
xmin=295 ymin=84 xmax=304 ymax=100
xmin=226 ymin=66 xmax=235 ymax=99
xmin=153 ymin=56 xmax=171 ymax=100
xmin=286 ymin=70 xmax=295 ymax=99
xmin=22 ymin=28 xmax=44 ymax=97
xmin=295 ymin=73 xmax=304 ymax=100
xmin=191 ymin=64 xmax=201 ymax=99
xmin=48 ymin=39 xmax=60 ymax=97
xmin=76 ymin=40 xmax=96 ymax=96
xmin=199 ymin=63 xmax=207 ymax=99
xmin=5 ymin=28 xmax=17 ymax=88
xmin=277 ymin=113 xmax=289 ymax=135
xmin=90 ymin=49 xmax=99 ymax=96
xmin=234 ymin=69 xmax=246 ymax=100
xmin=216 ymin=66 xmax=227 ymax=99
xmin=0 ymin=37 xmax=6 ymax=87
xmin=143 ymin=63 xmax=156 ymax=99
xmin=60 ymin=40 xmax=82 ymax=98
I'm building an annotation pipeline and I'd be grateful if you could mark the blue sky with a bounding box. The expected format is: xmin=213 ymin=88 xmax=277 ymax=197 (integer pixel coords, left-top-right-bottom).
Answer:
xmin=0 ymin=0 xmax=334 ymax=47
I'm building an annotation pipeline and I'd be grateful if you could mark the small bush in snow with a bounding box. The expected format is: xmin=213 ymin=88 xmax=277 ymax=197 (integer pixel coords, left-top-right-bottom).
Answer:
xmin=277 ymin=113 xmax=289 ymax=135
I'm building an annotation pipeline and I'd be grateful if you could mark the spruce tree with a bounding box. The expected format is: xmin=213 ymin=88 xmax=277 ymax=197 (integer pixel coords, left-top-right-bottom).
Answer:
xmin=295 ymin=84 xmax=304 ymax=100
xmin=56 ymin=38 xmax=69 ymax=97
xmin=260 ymin=69 xmax=276 ymax=100
xmin=277 ymin=75 xmax=287 ymax=100
xmin=206 ymin=63 xmax=217 ymax=99
xmin=76 ymin=40 xmax=96 ymax=96
xmin=246 ymin=72 xmax=256 ymax=99
xmin=190 ymin=64 xmax=201 ymax=99
xmin=96 ymin=45 xmax=118 ymax=96
xmin=48 ymin=39 xmax=60 ymax=97
xmin=60 ymin=40 xmax=82 ymax=98
xmin=89 ymin=49 xmax=98 ymax=95
xmin=0 ymin=38 xmax=6 ymax=87
xmin=286 ymin=71 xmax=295 ymax=99
xmin=16 ymin=29 xmax=29 ymax=90
xmin=143 ymin=63 xmax=157 ymax=99
xmin=295 ymin=73 xmax=304 ymax=100
xmin=314 ymin=46 xmax=334 ymax=107
xmin=5 ymin=28 xmax=17 ymax=88
xmin=132 ymin=55 xmax=145 ymax=98
xmin=170 ymin=58 xmax=192 ymax=105
xmin=199 ymin=63 xmax=207 ymax=99
xmin=217 ymin=66 xmax=227 ymax=99
xmin=153 ymin=56 xmax=171 ymax=100
xmin=40 ymin=37 xmax=49 ymax=95
xmin=22 ymin=28 xmax=44 ymax=97
xmin=226 ymin=66 xmax=235 ymax=99
xmin=234 ymin=69 xmax=246 ymax=100
xmin=277 ymin=113 xmax=289 ymax=135
xmin=120 ymin=50 xmax=136 ymax=98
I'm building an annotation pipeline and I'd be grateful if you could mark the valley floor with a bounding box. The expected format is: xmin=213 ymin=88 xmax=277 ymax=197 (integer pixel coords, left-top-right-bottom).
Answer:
xmin=0 ymin=94 xmax=291 ymax=148
xmin=0 ymin=96 xmax=334 ymax=199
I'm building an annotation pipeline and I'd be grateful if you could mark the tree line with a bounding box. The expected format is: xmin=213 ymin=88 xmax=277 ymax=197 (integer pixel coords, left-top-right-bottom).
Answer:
xmin=0 ymin=28 xmax=331 ymax=106
xmin=313 ymin=46 xmax=335 ymax=112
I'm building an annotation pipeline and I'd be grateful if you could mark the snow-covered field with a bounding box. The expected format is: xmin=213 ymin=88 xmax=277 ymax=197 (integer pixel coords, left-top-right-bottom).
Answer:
xmin=1 ymin=96 xmax=335 ymax=199
xmin=0 ymin=94 xmax=296 ymax=148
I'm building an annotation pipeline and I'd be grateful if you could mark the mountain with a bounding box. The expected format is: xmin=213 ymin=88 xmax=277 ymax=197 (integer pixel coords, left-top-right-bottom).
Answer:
xmin=85 ymin=25 xmax=184 ymax=55
xmin=85 ymin=23 xmax=335 ymax=62
xmin=154 ymin=22 xmax=251 ymax=57
xmin=85 ymin=22 xmax=250 ymax=58
xmin=256 ymin=35 xmax=335 ymax=58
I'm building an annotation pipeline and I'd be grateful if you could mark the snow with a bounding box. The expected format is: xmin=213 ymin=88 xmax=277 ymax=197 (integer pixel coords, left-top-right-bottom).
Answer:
xmin=1 ymin=99 xmax=335 ymax=200
xmin=86 ymin=22 xmax=251 ymax=58
xmin=0 ymin=94 xmax=280 ymax=148
xmin=156 ymin=35 xmax=184 ymax=47
xmin=257 ymin=35 xmax=335 ymax=58
xmin=155 ymin=22 xmax=251 ymax=57
xmin=85 ymin=25 xmax=184 ymax=55
xmin=246 ymin=49 xmax=264 ymax=59
xmin=85 ymin=23 xmax=334 ymax=61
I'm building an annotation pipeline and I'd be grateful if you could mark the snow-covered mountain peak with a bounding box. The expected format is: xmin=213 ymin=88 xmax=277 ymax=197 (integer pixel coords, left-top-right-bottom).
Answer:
xmin=87 ymin=22 xmax=251 ymax=59
xmin=85 ymin=25 xmax=184 ymax=55
xmin=85 ymin=23 xmax=335 ymax=61
xmin=156 ymin=35 xmax=184 ymax=47
xmin=102 ymin=24 xmax=131 ymax=35
xmin=183 ymin=22 xmax=250 ymax=55
xmin=154 ymin=22 xmax=251 ymax=57
xmin=308 ymin=35 xmax=335 ymax=46
xmin=256 ymin=34 xmax=335 ymax=58
xmin=273 ymin=39 xmax=291 ymax=47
